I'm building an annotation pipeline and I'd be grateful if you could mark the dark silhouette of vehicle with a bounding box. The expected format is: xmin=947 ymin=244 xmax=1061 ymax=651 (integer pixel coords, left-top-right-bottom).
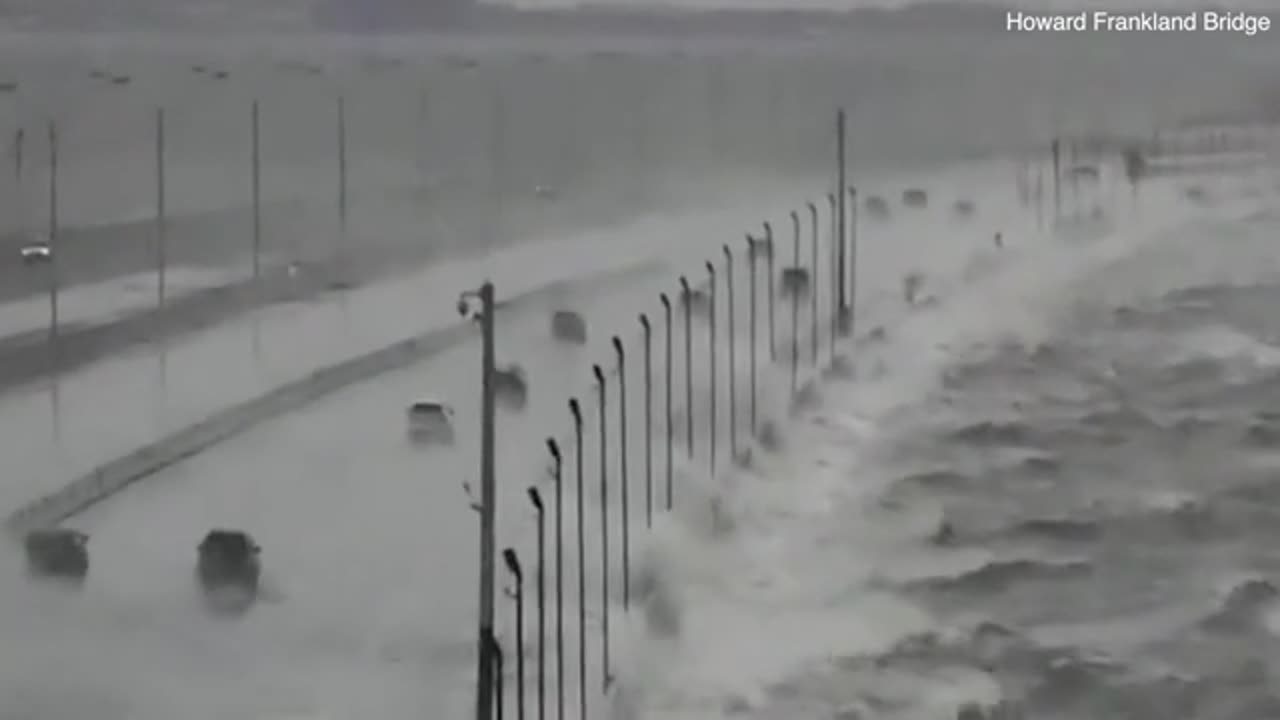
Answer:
xmin=442 ymin=55 xmax=480 ymax=70
xmin=407 ymin=400 xmax=455 ymax=445
xmin=902 ymin=272 xmax=925 ymax=305
xmin=681 ymin=287 xmax=711 ymax=316
xmin=196 ymin=529 xmax=261 ymax=615
xmin=494 ymin=364 xmax=528 ymax=411
xmin=1070 ymin=164 xmax=1101 ymax=181
xmin=24 ymin=528 xmax=88 ymax=584
xmin=551 ymin=310 xmax=587 ymax=344
xmin=747 ymin=236 xmax=773 ymax=262
xmin=358 ymin=55 xmax=406 ymax=74
xmin=1124 ymin=147 xmax=1147 ymax=188
xmin=780 ymin=267 xmax=811 ymax=299
xmin=864 ymin=195 xmax=892 ymax=220
xmin=952 ymin=199 xmax=976 ymax=218
xmin=931 ymin=520 xmax=957 ymax=546
xmin=902 ymin=188 xmax=929 ymax=208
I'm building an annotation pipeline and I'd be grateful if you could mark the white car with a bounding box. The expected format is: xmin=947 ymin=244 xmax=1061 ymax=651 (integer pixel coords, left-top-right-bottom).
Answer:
xmin=407 ymin=400 xmax=455 ymax=445
xmin=19 ymin=238 xmax=51 ymax=265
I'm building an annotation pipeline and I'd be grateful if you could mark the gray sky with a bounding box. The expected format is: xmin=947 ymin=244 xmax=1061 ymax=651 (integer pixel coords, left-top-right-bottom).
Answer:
xmin=488 ymin=0 xmax=1278 ymax=10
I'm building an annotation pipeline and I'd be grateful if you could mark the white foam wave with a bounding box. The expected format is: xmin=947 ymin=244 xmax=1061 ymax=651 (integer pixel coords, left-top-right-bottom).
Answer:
xmin=614 ymin=170 xmax=1277 ymax=718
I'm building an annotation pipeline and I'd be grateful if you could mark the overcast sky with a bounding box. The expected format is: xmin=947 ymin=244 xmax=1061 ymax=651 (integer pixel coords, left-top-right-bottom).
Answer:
xmin=487 ymin=0 xmax=1278 ymax=10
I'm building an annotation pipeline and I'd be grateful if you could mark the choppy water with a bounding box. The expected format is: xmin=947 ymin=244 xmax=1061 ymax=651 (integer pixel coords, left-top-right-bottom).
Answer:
xmin=722 ymin=193 xmax=1280 ymax=719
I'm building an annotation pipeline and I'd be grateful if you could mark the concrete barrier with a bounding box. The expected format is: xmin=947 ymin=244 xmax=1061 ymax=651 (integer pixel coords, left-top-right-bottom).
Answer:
xmin=6 ymin=262 xmax=658 ymax=534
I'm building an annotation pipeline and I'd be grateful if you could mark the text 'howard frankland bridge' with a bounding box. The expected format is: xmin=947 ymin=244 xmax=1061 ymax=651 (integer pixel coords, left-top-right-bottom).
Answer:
xmin=1005 ymin=10 xmax=1272 ymax=35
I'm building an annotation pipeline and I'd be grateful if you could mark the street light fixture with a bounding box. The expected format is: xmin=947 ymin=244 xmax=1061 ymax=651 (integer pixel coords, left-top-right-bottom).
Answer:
xmin=458 ymin=281 xmax=498 ymax=720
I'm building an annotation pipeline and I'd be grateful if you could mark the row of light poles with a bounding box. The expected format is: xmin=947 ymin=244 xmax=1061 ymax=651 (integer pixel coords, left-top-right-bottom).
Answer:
xmin=459 ymin=141 xmax=865 ymax=717
xmin=450 ymin=106 xmax=1139 ymax=720
xmin=477 ymin=181 xmax=856 ymax=719
xmin=460 ymin=129 xmax=1103 ymax=719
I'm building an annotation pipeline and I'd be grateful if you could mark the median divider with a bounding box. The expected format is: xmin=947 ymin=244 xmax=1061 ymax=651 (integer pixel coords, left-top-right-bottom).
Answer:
xmin=5 ymin=261 xmax=661 ymax=535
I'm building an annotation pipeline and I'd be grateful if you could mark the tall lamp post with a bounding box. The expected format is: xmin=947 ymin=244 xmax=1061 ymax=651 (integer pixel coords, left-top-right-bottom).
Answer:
xmin=458 ymin=281 xmax=498 ymax=720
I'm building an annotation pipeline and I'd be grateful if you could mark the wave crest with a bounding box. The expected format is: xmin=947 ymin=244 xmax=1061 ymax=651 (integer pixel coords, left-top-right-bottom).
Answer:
xmin=1199 ymin=578 xmax=1279 ymax=633
xmin=910 ymin=558 xmax=1093 ymax=596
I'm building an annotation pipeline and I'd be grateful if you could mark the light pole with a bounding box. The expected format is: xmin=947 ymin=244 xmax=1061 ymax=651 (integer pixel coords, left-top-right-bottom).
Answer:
xmin=745 ymin=235 xmax=757 ymax=438
xmin=544 ymin=438 xmax=565 ymax=720
xmin=526 ymin=487 xmax=546 ymax=720
xmin=659 ymin=293 xmax=673 ymax=510
xmin=789 ymin=210 xmax=800 ymax=400
xmin=503 ymin=548 xmax=526 ymax=720
xmin=458 ymin=281 xmax=498 ymax=720
xmin=807 ymin=201 xmax=818 ymax=366
xmin=678 ymin=277 xmax=693 ymax=459
xmin=592 ymin=363 xmax=611 ymax=691
xmin=612 ymin=336 xmax=631 ymax=611
xmin=568 ymin=398 xmax=586 ymax=720
xmin=705 ymin=260 xmax=717 ymax=477
xmin=848 ymin=186 xmax=858 ymax=335
xmin=827 ymin=193 xmax=837 ymax=361
xmin=764 ymin=221 xmax=775 ymax=361
xmin=836 ymin=108 xmax=847 ymax=321
xmin=722 ymin=244 xmax=736 ymax=462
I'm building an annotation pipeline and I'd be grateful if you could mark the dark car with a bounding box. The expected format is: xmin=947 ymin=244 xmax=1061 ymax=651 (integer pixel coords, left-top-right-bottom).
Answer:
xmin=681 ymin=287 xmax=711 ymax=316
xmin=1124 ymin=147 xmax=1147 ymax=185
xmin=864 ymin=195 xmax=892 ymax=220
xmin=1071 ymin=164 xmax=1101 ymax=181
xmin=494 ymin=364 xmax=528 ymax=411
xmin=747 ymin=236 xmax=773 ymax=262
xmin=24 ymin=528 xmax=88 ymax=584
xmin=902 ymin=188 xmax=929 ymax=208
xmin=1184 ymin=185 xmax=1210 ymax=204
xmin=952 ymin=199 xmax=976 ymax=218
xmin=780 ymin=267 xmax=811 ymax=299
xmin=196 ymin=529 xmax=261 ymax=615
xmin=906 ymin=269 xmax=926 ymax=302
xmin=550 ymin=310 xmax=587 ymax=345
xmin=407 ymin=400 xmax=455 ymax=445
